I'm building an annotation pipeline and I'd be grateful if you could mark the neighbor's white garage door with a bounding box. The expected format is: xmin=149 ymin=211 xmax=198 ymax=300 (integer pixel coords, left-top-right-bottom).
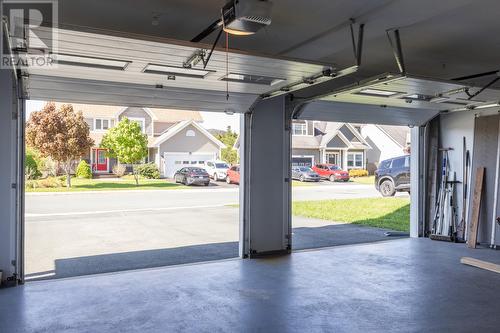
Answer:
xmin=163 ymin=152 xmax=215 ymax=178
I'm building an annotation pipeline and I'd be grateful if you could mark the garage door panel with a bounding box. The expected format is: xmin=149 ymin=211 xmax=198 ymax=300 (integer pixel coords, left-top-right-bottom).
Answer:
xmin=163 ymin=153 xmax=214 ymax=178
xmin=291 ymin=156 xmax=314 ymax=168
xmin=299 ymin=100 xmax=439 ymax=126
xmin=28 ymin=75 xmax=258 ymax=113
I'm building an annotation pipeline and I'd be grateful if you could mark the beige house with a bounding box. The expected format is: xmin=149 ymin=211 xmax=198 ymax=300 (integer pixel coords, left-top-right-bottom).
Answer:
xmin=63 ymin=103 xmax=226 ymax=178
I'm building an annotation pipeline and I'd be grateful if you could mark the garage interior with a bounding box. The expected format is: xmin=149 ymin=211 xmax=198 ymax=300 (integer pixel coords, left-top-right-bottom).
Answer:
xmin=1 ymin=0 xmax=500 ymax=331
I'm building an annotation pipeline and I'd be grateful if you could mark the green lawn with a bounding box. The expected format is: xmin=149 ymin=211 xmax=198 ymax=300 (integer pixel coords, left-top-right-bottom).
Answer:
xmin=292 ymin=197 xmax=410 ymax=232
xmin=26 ymin=176 xmax=189 ymax=192
xmin=351 ymin=175 xmax=375 ymax=185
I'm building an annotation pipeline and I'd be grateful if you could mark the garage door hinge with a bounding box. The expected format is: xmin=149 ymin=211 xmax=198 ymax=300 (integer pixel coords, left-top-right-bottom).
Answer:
xmin=11 ymin=183 xmax=17 ymax=189
xmin=284 ymin=178 xmax=290 ymax=183
xmin=11 ymin=260 xmax=16 ymax=267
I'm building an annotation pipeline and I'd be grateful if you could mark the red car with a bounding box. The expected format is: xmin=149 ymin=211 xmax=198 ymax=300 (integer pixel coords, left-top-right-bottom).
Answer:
xmin=226 ymin=165 xmax=240 ymax=184
xmin=312 ymin=164 xmax=350 ymax=182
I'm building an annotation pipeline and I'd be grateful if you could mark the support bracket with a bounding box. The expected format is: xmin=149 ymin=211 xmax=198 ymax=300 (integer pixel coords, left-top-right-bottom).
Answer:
xmin=349 ymin=19 xmax=365 ymax=67
xmin=386 ymin=29 xmax=406 ymax=74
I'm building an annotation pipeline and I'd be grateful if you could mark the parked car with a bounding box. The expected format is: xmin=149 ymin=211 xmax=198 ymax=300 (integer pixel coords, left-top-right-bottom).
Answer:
xmin=291 ymin=166 xmax=320 ymax=182
xmin=312 ymin=164 xmax=350 ymax=182
xmin=174 ymin=167 xmax=210 ymax=186
xmin=226 ymin=165 xmax=240 ymax=184
xmin=375 ymin=155 xmax=410 ymax=197
xmin=204 ymin=160 xmax=230 ymax=181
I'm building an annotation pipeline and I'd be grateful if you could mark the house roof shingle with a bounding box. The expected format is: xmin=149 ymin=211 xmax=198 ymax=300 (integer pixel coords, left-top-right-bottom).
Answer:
xmin=53 ymin=103 xmax=203 ymax=123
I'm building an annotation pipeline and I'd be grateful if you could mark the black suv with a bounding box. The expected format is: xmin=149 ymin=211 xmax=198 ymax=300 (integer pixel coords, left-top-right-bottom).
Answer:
xmin=375 ymin=155 xmax=410 ymax=197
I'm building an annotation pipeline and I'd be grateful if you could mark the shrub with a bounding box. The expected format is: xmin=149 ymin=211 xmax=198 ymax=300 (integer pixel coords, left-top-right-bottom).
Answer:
xmin=25 ymin=152 xmax=42 ymax=180
xmin=136 ymin=163 xmax=160 ymax=179
xmin=349 ymin=169 xmax=369 ymax=177
xmin=37 ymin=177 xmax=63 ymax=188
xmin=112 ymin=164 xmax=127 ymax=177
xmin=25 ymin=179 xmax=36 ymax=189
xmin=75 ymin=160 xmax=92 ymax=179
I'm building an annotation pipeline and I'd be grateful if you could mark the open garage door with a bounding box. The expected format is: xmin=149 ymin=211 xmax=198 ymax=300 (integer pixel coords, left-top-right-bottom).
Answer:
xmin=163 ymin=152 xmax=215 ymax=178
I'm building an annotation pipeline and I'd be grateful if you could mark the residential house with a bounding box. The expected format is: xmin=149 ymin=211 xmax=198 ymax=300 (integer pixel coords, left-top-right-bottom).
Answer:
xmin=62 ymin=103 xmax=226 ymax=178
xmin=361 ymin=124 xmax=411 ymax=174
xmin=291 ymin=121 xmax=372 ymax=170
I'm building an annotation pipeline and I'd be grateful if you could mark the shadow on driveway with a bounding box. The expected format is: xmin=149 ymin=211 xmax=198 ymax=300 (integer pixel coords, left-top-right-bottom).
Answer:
xmin=26 ymin=224 xmax=407 ymax=281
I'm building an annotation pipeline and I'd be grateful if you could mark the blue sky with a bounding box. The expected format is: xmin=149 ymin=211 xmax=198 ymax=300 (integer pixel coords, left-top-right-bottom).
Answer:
xmin=26 ymin=100 xmax=240 ymax=133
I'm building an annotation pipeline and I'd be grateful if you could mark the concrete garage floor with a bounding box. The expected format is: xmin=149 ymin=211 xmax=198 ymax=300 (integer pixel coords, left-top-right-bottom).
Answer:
xmin=1 ymin=239 xmax=499 ymax=333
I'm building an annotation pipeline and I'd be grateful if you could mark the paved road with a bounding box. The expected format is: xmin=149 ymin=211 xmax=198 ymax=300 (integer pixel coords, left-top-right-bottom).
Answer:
xmin=25 ymin=182 xmax=409 ymax=279
xmin=26 ymin=182 xmax=407 ymax=216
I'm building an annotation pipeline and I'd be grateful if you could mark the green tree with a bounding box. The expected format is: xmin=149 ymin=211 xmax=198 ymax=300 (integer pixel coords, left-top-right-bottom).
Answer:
xmin=100 ymin=118 xmax=148 ymax=185
xmin=26 ymin=103 xmax=94 ymax=188
xmin=216 ymin=126 xmax=239 ymax=165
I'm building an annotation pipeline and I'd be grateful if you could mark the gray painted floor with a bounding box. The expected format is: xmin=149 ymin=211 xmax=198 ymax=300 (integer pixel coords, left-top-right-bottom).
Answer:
xmin=1 ymin=238 xmax=499 ymax=333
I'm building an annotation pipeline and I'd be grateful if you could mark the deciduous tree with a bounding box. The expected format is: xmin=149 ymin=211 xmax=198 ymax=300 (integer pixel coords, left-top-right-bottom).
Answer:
xmin=100 ymin=118 xmax=148 ymax=185
xmin=26 ymin=102 xmax=94 ymax=187
xmin=216 ymin=126 xmax=239 ymax=165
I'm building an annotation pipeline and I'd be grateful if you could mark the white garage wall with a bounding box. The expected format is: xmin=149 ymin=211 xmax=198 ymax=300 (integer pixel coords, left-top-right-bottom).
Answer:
xmin=439 ymin=109 xmax=499 ymax=241
xmin=439 ymin=111 xmax=475 ymax=236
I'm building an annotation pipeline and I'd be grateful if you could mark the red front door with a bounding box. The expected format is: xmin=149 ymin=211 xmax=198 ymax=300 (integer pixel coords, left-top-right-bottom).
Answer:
xmin=92 ymin=148 xmax=108 ymax=172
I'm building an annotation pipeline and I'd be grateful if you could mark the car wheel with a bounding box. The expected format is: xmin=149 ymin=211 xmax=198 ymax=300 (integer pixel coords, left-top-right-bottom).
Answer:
xmin=226 ymin=176 xmax=231 ymax=184
xmin=204 ymin=182 xmax=210 ymax=186
xmin=299 ymin=175 xmax=305 ymax=182
xmin=380 ymin=180 xmax=396 ymax=197
xmin=329 ymin=175 xmax=336 ymax=182
xmin=213 ymin=173 xmax=218 ymax=181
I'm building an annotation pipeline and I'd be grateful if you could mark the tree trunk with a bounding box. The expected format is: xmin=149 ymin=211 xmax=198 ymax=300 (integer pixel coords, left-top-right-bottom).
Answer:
xmin=132 ymin=165 xmax=139 ymax=186
xmin=65 ymin=162 xmax=72 ymax=188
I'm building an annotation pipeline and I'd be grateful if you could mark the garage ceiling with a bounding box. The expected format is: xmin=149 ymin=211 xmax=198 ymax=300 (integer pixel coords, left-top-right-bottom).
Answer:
xmin=17 ymin=0 xmax=500 ymax=125
xmin=54 ymin=0 xmax=500 ymax=83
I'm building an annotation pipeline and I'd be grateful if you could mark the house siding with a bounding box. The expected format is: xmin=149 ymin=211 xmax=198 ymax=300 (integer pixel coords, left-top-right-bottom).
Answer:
xmin=361 ymin=124 xmax=405 ymax=174
xmin=327 ymin=135 xmax=348 ymax=148
xmin=158 ymin=124 xmax=220 ymax=155
xmin=119 ymin=107 xmax=153 ymax=136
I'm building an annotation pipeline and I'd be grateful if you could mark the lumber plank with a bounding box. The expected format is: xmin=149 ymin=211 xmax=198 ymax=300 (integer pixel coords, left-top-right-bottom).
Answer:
xmin=461 ymin=257 xmax=500 ymax=274
xmin=467 ymin=167 xmax=484 ymax=248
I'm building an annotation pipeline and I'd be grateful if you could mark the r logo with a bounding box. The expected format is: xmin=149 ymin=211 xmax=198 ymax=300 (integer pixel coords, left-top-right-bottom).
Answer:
xmin=1 ymin=0 xmax=58 ymax=69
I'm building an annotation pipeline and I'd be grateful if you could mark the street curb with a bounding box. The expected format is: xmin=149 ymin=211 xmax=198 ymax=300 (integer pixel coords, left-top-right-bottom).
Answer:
xmin=25 ymin=182 xmax=372 ymax=196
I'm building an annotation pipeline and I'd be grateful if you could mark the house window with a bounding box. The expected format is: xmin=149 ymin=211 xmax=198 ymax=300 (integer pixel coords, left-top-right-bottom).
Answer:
xmin=186 ymin=130 xmax=196 ymax=137
xmin=292 ymin=122 xmax=307 ymax=136
xmin=128 ymin=117 xmax=146 ymax=133
xmin=347 ymin=152 xmax=363 ymax=168
xmin=95 ymin=118 xmax=113 ymax=131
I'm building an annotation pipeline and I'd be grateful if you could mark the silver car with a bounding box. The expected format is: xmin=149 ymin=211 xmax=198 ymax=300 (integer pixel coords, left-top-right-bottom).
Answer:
xmin=291 ymin=166 xmax=320 ymax=182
